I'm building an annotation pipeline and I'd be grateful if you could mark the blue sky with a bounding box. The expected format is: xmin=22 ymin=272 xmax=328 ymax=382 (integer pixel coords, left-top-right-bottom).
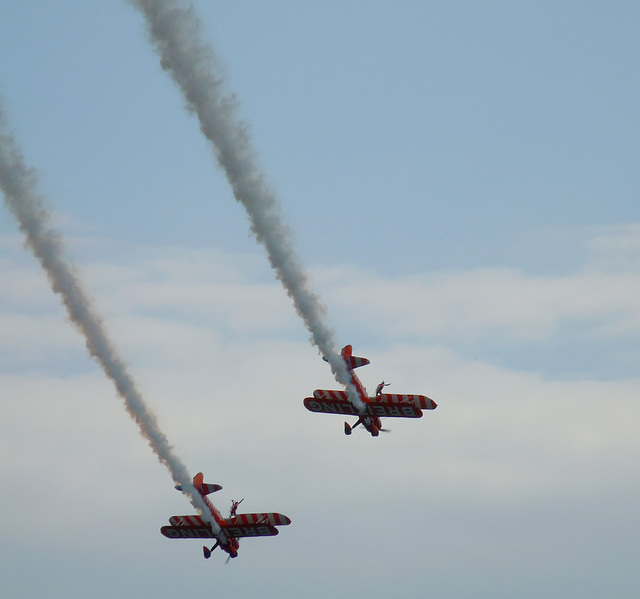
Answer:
xmin=1 ymin=2 xmax=640 ymax=598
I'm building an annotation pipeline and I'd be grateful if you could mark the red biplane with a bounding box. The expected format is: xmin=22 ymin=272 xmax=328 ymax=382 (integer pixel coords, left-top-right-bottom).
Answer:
xmin=304 ymin=345 xmax=437 ymax=437
xmin=161 ymin=472 xmax=291 ymax=561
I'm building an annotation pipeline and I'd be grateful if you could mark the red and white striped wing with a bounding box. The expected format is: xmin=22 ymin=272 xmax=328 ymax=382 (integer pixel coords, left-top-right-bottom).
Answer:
xmin=313 ymin=389 xmax=348 ymax=401
xmin=225 ymin=512 xmax=291 ymax=527
xmin=304 ymin=396 xmax=358 ymax=416
xmin=169 ymin=514 xmax=207 ymax=527
xmin=220 ymin=513 xmax=291 ymax=539
xmin=378 ymin=393 xmax=438 ymax=410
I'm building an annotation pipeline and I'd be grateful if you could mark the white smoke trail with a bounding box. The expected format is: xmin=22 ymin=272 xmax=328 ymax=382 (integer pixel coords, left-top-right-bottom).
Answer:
xmin=128 ymin=0 xmax=365 ymax=413
xmin=0 ymin=101 xmax=220 ymax=534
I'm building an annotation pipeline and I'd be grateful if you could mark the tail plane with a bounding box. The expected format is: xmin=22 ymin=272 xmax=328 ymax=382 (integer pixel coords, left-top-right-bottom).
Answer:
xmin=175 ymin=472 xmax=222 ymax=495
xmin=341 ymin=344 xmax=370 ymax=370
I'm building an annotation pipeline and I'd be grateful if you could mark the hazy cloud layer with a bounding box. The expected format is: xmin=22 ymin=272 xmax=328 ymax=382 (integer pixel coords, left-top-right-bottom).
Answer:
xmin=2 ymin=238 xmax=639 ymax=596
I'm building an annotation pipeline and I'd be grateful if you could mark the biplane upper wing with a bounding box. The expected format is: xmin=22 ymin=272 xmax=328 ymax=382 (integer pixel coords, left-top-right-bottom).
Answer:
xmin=226 ymin=512 xmax=291 ymax=527
xmin=169 ymin=515 xmax=208 ymax=527
xmin=378 ymin=393 xmax=438 ymax=410
xmin=220 ymin=512 xmax=291 ymax=538
xmin=313 ymin=389 xmax=349 ymax=401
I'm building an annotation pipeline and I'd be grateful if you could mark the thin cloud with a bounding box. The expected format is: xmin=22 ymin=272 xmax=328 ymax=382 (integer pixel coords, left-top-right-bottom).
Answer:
xmin=319 ymin=259 xmax=640 ymax=342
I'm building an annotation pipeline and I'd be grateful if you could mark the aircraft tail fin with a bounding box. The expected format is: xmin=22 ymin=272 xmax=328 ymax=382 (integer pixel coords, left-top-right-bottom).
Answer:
xmin=341 ymin=345 xmax=370 ymax=369
xmin=186 ymin=472 xmax=222 ymax=495
xmin=175 ymin=473 xmax=222 ymax=494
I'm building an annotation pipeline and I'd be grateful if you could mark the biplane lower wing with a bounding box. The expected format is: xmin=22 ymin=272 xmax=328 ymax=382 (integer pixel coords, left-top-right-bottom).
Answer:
xmin=220 ymin=523 xmax=279 ymax=538
xmin=304 ymin=395 xmax=422 ymax=418
xmin=305 ymin=395 xmax=358 ymax=415
xmin=161 ymin=525 xmax=216 ymax=539
xmin=162 ymin=523 xmax=278 ymax=540
xmin=164 ymin=512 xmax=291 ymax=540
xmin=162 ymin=524 xmax=280 ymax=540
